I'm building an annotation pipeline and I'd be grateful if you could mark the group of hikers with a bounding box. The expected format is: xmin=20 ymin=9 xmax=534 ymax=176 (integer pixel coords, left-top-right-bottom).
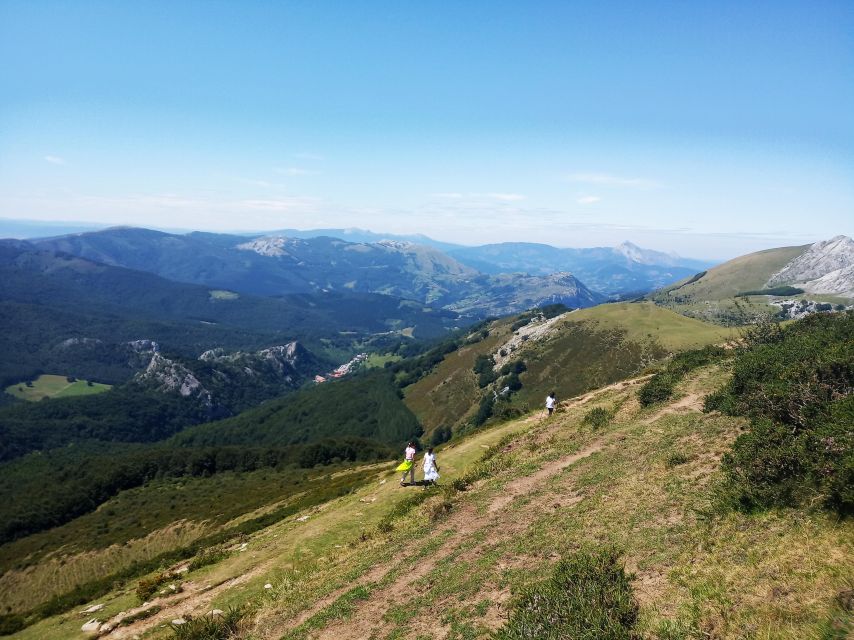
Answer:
xmin=397 ymin=442 xmax=440 ymax=487
xmin=397 ymin=391 xmax=558 ymax=488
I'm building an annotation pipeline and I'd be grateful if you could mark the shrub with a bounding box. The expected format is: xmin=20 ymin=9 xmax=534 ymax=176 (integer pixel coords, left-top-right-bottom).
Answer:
xmin=665 ymin=452 xmax=690 ymax=468
xmin=638 ymin=373 xmax=677 ymax=407
xmin=188 ymin=545 xmax=229 ymax=572
xmin=712 ymin=312 xmax=853 ymax=514
xmin=583 ymin=407 xmax=612 ymax=429
xmin=638 ymin=346 xmax=726 ymax=407
xmin=137 ymin=570 xmax=181 ymax=602
xmin=170 ymin=606 xmax=248 ymax=640
xmin=494 ymin=547 xmax=639 ymax=639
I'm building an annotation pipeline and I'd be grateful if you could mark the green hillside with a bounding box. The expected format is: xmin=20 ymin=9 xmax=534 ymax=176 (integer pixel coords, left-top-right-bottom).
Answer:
xmin=7 ymin=317 xmax=851 ymax=639
xmin=404 ymin=303 xmax=731 ymax=435
xmin=648 ymin=245 xmax=809 ymax=323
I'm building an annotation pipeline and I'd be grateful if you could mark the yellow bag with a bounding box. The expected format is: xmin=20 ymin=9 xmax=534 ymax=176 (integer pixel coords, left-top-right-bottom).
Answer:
xmin=396 ymin=459 xmax=413 ymax=472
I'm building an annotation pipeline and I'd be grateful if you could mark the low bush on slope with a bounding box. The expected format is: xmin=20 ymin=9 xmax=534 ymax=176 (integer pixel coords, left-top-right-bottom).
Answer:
xmin=494 ymin=546 xmax=639 ymax=640
xmin=638 ymin=345 xmax=727 ymax=406
xmin=706 ymin=312 xmax=853 ymax=514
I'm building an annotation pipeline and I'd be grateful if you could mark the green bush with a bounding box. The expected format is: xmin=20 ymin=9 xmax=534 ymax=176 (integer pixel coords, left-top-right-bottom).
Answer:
xmin=170 ymin=606 xmax=248 ymax=640
xmin=494 ymin=547 xmax=639 ymax=639
xmin=638 ymin=346 xmax=726 ymax=407
xmin=583 ymin=407 xmax=612 ymax=429
xmin=664 ymin=452 xmax=690 ymax=468
xmin=188 ymin=545 xmax=229 ymax=572
xmin=136 ymin=570 xmax=181 ymax=602
xmin=711 ymin=312 xmax=853 ymax=514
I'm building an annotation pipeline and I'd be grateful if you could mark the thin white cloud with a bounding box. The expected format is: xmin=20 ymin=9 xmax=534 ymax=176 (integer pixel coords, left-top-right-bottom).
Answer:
xmin=567 ymin=172 xmax=659 ymax=189
xmin=486 ymin=193 xmax=526 ymax=201
xmin=274 ymin=167 xmax=319 ymax=176
xmin=430 ymin=192 xmax=525 ymax=201
xmin=44 ymin=155 xmax=65 ymax=165
xmin=577 ymin=195 xmax=601 ymax=205
xmin=240 ymin=197 xmax=320 ymax=211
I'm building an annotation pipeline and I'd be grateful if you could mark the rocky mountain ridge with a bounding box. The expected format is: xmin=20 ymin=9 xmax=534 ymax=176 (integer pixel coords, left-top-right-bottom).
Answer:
xmin=767 ymin=235 xmax=854 ymax=297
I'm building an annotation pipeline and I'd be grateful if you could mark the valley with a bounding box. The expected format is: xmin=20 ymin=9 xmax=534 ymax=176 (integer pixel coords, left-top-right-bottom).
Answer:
xmin=0 ymin=228 xmax=851 ymax=639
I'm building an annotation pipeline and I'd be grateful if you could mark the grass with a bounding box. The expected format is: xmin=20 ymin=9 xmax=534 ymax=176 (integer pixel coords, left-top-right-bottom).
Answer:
xmin=363 ymin=353 xmax=403 ymax=368
xmin=4 ymin=374 xmax=111 ymax=401
xmin=564 ymin=303 xmax=734 ymax=350
xmin=9 ymin=364 xmax=852 ymax=640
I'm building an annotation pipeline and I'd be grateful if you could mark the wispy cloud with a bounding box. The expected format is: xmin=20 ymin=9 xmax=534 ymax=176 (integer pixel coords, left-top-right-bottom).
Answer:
xmin=567 ymin=172 xmax=659 ymax=189
xmin=577 ymin=195 xmax=601 ymax=205
xmin=44 ymin=155 xmax=65 ymax=165
xmin=275 ymin=166 xmax=319 ymax=176
xmin=429 ymin=192 xmax=526 ymax=201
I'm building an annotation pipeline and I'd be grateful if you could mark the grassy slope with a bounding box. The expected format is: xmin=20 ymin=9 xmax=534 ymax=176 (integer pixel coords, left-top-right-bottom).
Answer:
xmin=403 ymin=319 xmax=515 ymax=432
xmin=4 ymin=374 xmax=111 ymax=401
xmin=562 ymin=303 xmax=734 ymax=350
xmin=405 ymin=304 xmax=731 ymax=434
xmin=664 ymin=245 xmax=807 ymax=300
xmin=16 ymin=365 xmax=852 ymax=639
xmin=648 ymin=245 xmax=810 ymax=323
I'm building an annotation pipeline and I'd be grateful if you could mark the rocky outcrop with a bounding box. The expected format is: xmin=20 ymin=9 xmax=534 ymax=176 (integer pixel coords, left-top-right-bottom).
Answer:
xmin=767 ymin=235 xmax=854 ymax=297
xmin=135 ymin=352 xmax=213 ymax=408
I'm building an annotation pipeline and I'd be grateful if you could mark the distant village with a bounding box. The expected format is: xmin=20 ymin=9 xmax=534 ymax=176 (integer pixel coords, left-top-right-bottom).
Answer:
xmin=314 ymin=352 xmax=369 ymax=384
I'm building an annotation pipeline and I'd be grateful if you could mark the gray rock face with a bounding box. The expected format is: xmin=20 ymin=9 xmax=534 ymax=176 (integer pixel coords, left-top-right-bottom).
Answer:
xmin=767 ymin=235 xmax=854 ymax=297
xmin=136 ymin=352 xmax=213 ymax=407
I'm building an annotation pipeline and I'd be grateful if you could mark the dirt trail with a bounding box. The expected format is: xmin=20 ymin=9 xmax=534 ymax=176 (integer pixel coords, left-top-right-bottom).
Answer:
xmin=642 ymin=392 xmax=705 ymax=425
xmin=104 ymin=560 xmax=267 ymax=639
xmin=105 ymin=375 xmax=652 ymax=639
xmin=311 ymin=435 xmax=610 ymax=639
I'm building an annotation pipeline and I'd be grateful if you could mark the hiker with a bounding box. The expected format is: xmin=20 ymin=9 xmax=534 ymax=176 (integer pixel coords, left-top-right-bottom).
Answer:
xmin=545 ymin=391 xmax=557 ymax=416
xmin=397 ymin=441 xmax=417 ymax=486
xmin=422 ymin=447 xmax=440 ymax=488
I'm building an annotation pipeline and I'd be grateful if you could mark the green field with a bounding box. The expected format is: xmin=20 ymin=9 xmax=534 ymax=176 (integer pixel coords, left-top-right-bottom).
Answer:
xmin=4 ymin=375 xmax=112 ymax=402
xmin=565 ymin=302 xmax=735 ymax=350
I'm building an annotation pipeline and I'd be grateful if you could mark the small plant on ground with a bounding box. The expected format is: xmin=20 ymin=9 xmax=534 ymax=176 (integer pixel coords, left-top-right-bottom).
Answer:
xmin=170 ymin=606 xmax=248 ymax=640
xmin=583 ymin=406 xmax=612 ymax=429
xmin=494 ymin=546 xmax=639 ymax=639
xmin=136 ymin=570 xmax=182 ymax=602
xmin=188 ymin=545 xmax=229 ymax=572
xmin=665 ymin=452 xmax=690 ymax=468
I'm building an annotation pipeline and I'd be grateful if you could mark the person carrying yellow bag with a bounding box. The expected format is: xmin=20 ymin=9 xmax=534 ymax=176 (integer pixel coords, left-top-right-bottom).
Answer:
xmin=397 ymin=441 xmax=417 ymax=486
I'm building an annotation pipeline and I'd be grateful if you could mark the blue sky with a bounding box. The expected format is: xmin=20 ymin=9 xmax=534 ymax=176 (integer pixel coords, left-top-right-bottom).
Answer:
xmin=1 ymin=1 xmax=852 ymax=259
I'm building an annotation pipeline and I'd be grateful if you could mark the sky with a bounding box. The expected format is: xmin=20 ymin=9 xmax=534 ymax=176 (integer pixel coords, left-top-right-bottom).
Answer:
xmin=1 ymin=1 xmax=852 ymax=260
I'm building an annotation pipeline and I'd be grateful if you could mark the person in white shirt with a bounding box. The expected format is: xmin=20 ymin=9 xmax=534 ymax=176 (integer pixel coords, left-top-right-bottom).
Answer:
xmin=545 ymin=392 xmax=557 ymax=416
xmin=400 ymin=441 xmax=417 ymax=486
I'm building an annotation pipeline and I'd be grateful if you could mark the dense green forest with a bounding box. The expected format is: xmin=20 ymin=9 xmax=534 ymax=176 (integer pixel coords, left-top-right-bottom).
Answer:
xmin=172 ymin=370 xmax=422 ymax=447
xmin=0 ymin=369 xmax=423 ymax=544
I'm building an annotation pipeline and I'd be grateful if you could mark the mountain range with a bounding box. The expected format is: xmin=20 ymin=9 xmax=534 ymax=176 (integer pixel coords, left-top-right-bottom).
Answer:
xmin=26 ymin=227 xmax=606 ymax=315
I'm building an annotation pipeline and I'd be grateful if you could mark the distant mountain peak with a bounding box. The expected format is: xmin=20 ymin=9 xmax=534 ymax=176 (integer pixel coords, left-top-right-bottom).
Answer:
xmin=613 ymin=241 xmax=682 ymax=266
